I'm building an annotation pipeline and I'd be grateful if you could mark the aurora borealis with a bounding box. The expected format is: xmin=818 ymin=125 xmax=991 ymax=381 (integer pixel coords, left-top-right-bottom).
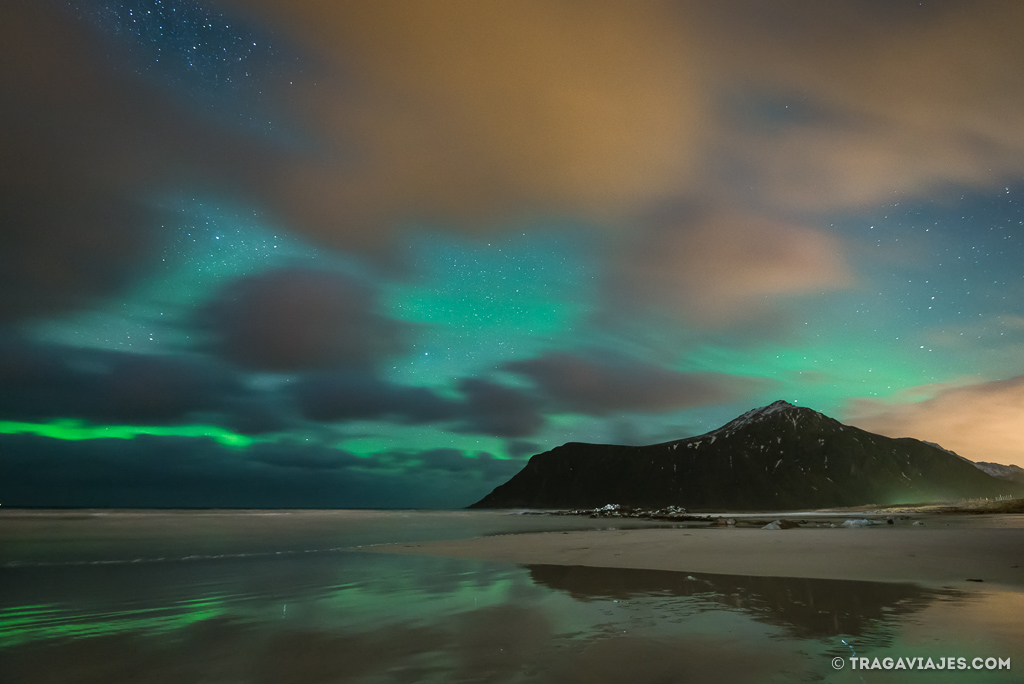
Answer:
xmin=3 ymin=0 xmax=1024 ymax=508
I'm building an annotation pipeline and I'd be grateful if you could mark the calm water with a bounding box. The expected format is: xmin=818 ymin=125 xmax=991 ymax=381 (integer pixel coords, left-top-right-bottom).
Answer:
xmin=1 ymin=510 xmax=1021 ymax=683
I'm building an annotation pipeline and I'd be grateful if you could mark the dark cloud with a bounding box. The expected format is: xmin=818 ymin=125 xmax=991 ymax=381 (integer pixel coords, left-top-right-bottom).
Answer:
xmin=0 ymin=434 xmax=516 ymax=508
xmin=0 ymin=188 xmax=164 ymax=323
xmin=0 ymin=334 xmax=245 ymax=425
xmin=202 ymin=268 xmax=409 ymax=372
xmin=395 ymin=448 xmax=524 ymax=481
xmin=91 ymin=354 xmax=238 ymax=424
xmin=605 ymin=417 xmax=706 ymax=448
xmin=293 ymin=371 xmax=457 ymax=424
xmin=248 ymin=446 xmax=356 ymax=471
xmin=294 ymin=372 xmax=545 ymax=438
xmin=0 ymin=333 xmax=543 ymax=440
xmin=399 ymin=448 xmax=469 ymax=473
xmin=0 ymin=2 xmax=301 ymax=320
xmin=505 ymin=440 xmax=541 ymax=459
xmin=0 ymin=435 xmax=269 ymax=508
xmin=505 ymin=351 xmax=765 ymax=417
xmin=453 ymin=379 xmax=545 ymax=438
xmin=216 ymin=394 xmax=299 ymax=436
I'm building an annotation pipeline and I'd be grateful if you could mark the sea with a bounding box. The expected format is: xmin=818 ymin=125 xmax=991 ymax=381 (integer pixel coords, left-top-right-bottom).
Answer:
xmin=1 ymin=509 xmax=1021 ymax=683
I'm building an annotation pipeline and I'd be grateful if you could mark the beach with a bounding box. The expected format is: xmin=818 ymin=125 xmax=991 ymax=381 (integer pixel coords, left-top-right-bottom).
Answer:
xmin=375 ymin=515 xmax=1024 ymax=589
xmin=2 ymin=510 xmax=1022 ymax=683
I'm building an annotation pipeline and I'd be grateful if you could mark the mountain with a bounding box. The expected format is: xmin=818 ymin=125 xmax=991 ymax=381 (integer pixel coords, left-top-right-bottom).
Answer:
xmin=973 ymin=461 xmax=1024 ymax=484
xmin=470 ymin=400 xmax=1024 ymax=510
xmin=919 ymin=442 xmax=1024 ymax=484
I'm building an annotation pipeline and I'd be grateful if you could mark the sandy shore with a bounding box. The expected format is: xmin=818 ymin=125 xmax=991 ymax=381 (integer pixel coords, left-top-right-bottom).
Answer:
xmin=373 ymin=523 xmax=1024 ymax=589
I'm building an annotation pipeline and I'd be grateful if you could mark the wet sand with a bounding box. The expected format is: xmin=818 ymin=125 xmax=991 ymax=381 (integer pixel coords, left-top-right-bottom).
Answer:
xmin=375 ymin=520 xmax=1024 ymax=589
xmin=3 ymin=510 xmax=1021 ymax=683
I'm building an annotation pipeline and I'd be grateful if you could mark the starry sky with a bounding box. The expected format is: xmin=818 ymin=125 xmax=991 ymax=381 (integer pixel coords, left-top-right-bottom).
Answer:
xmin=3 ymin=0 xmax=1024 ymax=508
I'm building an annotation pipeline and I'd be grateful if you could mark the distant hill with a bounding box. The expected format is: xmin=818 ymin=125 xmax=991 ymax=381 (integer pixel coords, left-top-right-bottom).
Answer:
xmin=470 ymin=400 xmax=1024 ymax=510
xmin=973 ymin=461 xmax=1024 ymax=485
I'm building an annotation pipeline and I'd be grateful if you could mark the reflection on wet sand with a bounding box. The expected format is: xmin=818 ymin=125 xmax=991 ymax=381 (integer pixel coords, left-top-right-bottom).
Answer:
xmin=1 ymin=552 xmax=982 ymax=684
xmin=527 ymin=564 xmax=962 ymax=639
xmin=0 ymin=608 xmax=804 ymax=684
xmin=1 ymin=511 xmax=1016 ymax=683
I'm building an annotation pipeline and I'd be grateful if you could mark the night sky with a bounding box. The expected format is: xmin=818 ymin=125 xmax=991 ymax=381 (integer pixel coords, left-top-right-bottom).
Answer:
xmin=3 ymin=0 xmax=1024 ymax=508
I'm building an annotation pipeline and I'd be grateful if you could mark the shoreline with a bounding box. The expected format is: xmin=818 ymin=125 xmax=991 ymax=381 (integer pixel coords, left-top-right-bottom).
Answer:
xmin=371 ymin=522 xmax=1024 ymax=590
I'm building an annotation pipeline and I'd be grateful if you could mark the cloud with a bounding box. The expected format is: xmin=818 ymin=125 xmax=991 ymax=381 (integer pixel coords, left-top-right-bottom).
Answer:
xmin=293 ymin=372 xmax=544 ymax=438
xmin=226 ymin=0 xmax=703 ymax=235
xmin=397 ymin=448 xmax=523 ymax=480
xmin=248 ymin=446 xmax=356 ymax=471
xmin=227 ymin=0 xmax=1024 ymax=233
xmin=7 ymin=0 xmax=1024 ymax=331
xmin=0 ymin=187 xmax=165 ymax=323
xmin=846 ymin=375 xmax=1024 ymax=468
xmin=504 ymin=350 xmax=765 ymax=416
xmin=202 ymin=268 xmax=409 ymax=372
xmin=607 ymin=208 xmax=853 ymax=327
xmin=0 ymin=434 xmax=517 ymax=508
xmin=0 ymin=334 xmax=248 ymax=425
xmin=693 ymin=0 xmax=1024 ymax=211
xmin=505 ymin=440 xmax=541 ymax=459
xmin=453 ymin=379 xmax=545 ymax=438
xmin=0 ymin=2 xmax=299 ymax=319
xmin=293 ymin=371 xmax=457 ymax=424
xmin=0 ymin=333 xmax=542 ymax=440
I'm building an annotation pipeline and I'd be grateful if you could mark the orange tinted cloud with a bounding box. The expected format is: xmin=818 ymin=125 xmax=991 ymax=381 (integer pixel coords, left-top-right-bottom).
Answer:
xmin=226 ymin=0 xmax=1024 ymax=233
xmin=610 ymin=209 xmax=852 ymax=326
xmin=848 ymin=376 xmax=1024 ymax=468
xmin=215 ymin=1 xmax=1024 ymax=332
xmin=9 ymin=0 xmax=1024 ymax=324
xmin=695 ymin=0 xmax=1024 ymax=210
xmin=230 ymin=0 xmax=703 ymax=245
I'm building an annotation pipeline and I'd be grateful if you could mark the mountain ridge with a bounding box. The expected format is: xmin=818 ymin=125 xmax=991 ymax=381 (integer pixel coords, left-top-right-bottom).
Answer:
xmin=974 ymin=461 xmax=1024 ymax=484
xmin=470 ymin=400 xmax=1023 ymax=510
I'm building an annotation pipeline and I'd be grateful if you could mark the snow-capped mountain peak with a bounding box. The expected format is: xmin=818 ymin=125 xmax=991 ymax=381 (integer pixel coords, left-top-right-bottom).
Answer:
xmin=711 ymin=400 xmax=812 ymax=435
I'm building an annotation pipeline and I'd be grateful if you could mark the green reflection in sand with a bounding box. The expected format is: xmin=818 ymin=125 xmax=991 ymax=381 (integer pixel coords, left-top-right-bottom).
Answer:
xmin=1 ymin=513 xmax=1018 ymax=684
